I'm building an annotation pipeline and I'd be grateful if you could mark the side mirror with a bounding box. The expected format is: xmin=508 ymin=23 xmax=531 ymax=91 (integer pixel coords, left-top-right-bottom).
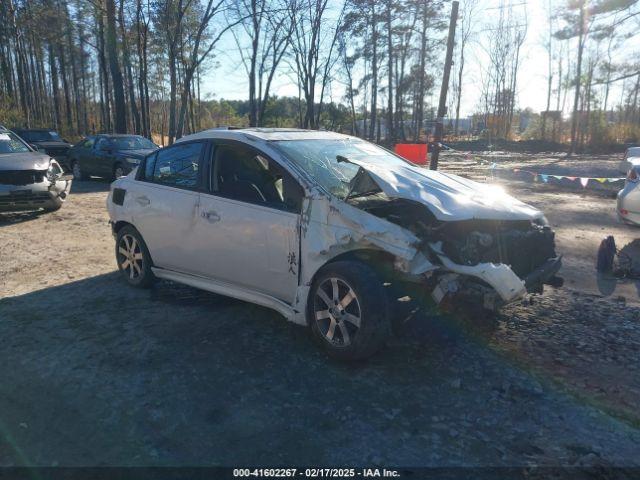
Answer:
xmin=31 ymin=144 xmax=41 ymax=151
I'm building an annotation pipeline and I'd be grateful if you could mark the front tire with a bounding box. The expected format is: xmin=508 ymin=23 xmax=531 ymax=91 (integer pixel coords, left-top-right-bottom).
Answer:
xmin=71 ymin=161 xmax=88 ymax=180
xmin=308 ymin=261 xmax=390 ymax=361
xmin=113 ymin=163 xmax=125 ymax=181
xmin=115 ymin=226 xmax=156 ymax=288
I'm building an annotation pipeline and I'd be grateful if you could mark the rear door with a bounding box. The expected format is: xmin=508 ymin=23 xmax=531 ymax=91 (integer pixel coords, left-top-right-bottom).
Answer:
xmin=128 ymin=141 xmax=206 ymax=272
xmin=190 ymin=141 xmax=303 ymax=303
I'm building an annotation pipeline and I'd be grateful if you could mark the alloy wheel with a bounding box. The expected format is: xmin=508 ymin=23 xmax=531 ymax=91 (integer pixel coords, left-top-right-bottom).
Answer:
xmin=114 ymin=166 xmax=125 ymax=178
xmin=313 ymin=277 xmax=362 ymax=347
xmin=117 ymin=234 xmax=144 ymax=280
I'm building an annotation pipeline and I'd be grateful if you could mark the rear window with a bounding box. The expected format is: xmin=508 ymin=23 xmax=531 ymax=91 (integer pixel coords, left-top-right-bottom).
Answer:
xmin=18 ymin=131 xmax=62 ymax=142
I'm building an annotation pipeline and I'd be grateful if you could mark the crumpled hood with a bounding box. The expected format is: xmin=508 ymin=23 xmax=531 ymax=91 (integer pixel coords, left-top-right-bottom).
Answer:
xmin=348 ymin=158 xmax=542 ymax=222
xmin=0 ymin=151 xmax=51 ymax=171
xmin=118 ymin=148 xmax=155 ymax=159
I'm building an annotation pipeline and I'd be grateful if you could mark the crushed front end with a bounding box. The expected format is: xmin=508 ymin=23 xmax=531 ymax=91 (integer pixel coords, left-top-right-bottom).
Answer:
xmin=0 ymin=161 xmax=72 ymax=212
xmin=427 ymin=218 xmax=563 ymax=310
xmin=350 ymin=195 xmax=562 ymax=311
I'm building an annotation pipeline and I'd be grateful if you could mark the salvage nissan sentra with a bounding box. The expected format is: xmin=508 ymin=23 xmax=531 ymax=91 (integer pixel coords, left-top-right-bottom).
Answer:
xmin=0 ymin=126 xmax=73 ymax=213
xmin=107 ymin=128 xmax=562 ymax=360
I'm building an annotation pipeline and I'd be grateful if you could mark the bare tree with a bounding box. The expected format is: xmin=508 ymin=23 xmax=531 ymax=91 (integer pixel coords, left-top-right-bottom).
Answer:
xmin=231 ymin=0 xmax=293 ymax=126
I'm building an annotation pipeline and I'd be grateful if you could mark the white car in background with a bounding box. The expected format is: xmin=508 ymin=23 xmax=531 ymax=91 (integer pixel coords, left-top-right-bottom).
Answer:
xmin=619 ymin=146 xmax=640 ymax=174
xmin=617 ymin=165 xmax=640 ymax=226
xmin=107 ymin=128 xmax=562 ymax=360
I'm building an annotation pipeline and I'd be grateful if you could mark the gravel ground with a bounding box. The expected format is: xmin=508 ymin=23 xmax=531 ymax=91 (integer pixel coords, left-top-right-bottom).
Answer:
xmin=0 ymin=154 xmax=639 ymax=468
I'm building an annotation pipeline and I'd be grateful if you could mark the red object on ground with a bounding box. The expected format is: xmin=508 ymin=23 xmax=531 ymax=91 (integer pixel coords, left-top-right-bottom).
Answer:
xmin=394 ymin=143 xmax=428 ymax=165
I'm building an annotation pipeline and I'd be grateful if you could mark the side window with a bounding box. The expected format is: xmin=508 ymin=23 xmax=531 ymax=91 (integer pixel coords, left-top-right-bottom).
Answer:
xmin=96 ymin=138 xmax=110 ymax=151
xmin=212 ymin=144 xmax=304 ymax=213
xmin=151 ymin=142 xmax=203 ymax=189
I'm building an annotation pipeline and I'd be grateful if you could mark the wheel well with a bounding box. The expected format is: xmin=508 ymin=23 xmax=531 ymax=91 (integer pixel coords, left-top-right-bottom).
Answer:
xmin=312 ymin=248 xmax=398 ymax=286
xmin=113 ymin=220 xmax=133 ymax=234
xmin=112 ymin=221 xmax=156 ymax=266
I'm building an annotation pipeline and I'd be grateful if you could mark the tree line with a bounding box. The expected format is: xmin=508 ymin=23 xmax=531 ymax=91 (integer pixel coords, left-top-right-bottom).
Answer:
xmin=5 ymin=0 xmax=640 ymax=151
xmin=0 ymin=0 xmax=449 ymax=145
xmin=448 ymin=0 xmax=640 ymax=152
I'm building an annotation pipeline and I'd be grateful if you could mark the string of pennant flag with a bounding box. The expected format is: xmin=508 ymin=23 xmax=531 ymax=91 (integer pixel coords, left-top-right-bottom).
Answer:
xmin=489 ymin=162 xmax=625 ymax=187
xmin=462 ymin=153 xmax=627 ymax=188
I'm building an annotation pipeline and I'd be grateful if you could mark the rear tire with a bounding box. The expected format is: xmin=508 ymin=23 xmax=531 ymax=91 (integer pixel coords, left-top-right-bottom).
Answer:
xmin=308 ymin=261 xmax=390 ymax=361
xmin=115 ymin=225 xmax=156 ymax=288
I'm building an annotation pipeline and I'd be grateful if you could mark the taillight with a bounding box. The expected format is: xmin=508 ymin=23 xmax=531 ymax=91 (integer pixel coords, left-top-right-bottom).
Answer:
xmin=628 ymin=169 xmax=639 ymax=182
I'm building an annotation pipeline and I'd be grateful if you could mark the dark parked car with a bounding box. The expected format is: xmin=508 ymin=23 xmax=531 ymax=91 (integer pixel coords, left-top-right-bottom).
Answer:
xmin=68 ymin=134 xmax=158 ymax=181
xmin=12 ymin=128 xmax=73 ymax=170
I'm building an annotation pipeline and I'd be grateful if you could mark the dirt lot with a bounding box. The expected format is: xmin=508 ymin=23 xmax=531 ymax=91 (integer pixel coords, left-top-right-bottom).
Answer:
xmin=0 ymin=153 xmax=639 ymax=467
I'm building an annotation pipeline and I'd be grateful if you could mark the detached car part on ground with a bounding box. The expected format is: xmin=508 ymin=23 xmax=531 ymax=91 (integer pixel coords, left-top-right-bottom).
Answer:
xmin=0 ymin=127 xmax=73 ymax=213
xmin=107 ymin=129 xmax=562 ymax=360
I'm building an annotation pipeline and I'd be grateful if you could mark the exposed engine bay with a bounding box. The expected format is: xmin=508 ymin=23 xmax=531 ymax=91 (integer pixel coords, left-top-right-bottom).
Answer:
xmin=349 ymin=193 xmax=563 ymax=307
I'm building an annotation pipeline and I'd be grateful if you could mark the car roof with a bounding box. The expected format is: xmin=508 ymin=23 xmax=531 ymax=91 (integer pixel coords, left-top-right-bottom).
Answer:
xmin=13 ymin=128 xmax=56 ymax=132
xmin=176 ymin=127 xmax=351 ymax=143
xmin=97 ymin=134 xmax=144 ymax=138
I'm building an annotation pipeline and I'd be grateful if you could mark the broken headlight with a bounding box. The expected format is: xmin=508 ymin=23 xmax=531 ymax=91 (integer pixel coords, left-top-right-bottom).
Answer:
xmin=46 ymin=160 xmax=62 ymax=182
xmin=457 ymin=231 xmax=494 ymax=265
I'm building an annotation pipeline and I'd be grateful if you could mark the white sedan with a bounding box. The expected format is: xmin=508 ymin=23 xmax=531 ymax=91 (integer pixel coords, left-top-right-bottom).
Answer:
xmin=107 ymin=128 xmax=562 ymax=360
xmin=619 ymin=146 xmax=640 ymax=174
xmin=618 ymin=165 xmax=640 ymax=226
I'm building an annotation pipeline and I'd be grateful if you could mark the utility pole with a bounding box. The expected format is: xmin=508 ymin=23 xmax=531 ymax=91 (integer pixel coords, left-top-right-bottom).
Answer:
xmin=430 ymin=0 xmax=459 ymax=171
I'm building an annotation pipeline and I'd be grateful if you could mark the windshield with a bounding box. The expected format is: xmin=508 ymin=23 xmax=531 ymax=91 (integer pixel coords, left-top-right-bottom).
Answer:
xmin=111 ymin=136 xmax=156 ymax=150
xmin=0 ymin=132 xmax=31 ymax=154
xmin=20 ymin=131 xmax=63 ymax=142
xmin=273 ymin=138 xmax=408 ymax=199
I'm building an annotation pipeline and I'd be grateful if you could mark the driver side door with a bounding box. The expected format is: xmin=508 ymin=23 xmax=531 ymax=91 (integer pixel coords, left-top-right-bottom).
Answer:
xmin=190 ymin=141 xmax=304 ymax=303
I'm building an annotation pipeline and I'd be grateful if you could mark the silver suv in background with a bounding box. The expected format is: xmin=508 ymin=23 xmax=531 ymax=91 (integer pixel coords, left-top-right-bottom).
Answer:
xmin=107 ymin=128 xmax=561 ymax=360
xmin=0 ymin=126 xmax=73 ymax=213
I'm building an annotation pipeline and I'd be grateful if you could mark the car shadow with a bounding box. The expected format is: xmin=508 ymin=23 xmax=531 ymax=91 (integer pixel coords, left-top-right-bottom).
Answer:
xmin=69 ymin=178 xmax=112 ymax=194
xmin=1 ymin=273 xmax=634 ymax=466
xmin=0 ymin=210 xmax=47 ymax=227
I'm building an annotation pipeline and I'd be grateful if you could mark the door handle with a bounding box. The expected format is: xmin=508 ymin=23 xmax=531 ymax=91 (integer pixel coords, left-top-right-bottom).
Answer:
xmin=136 ymin=195 xmax=150 ymax=206
xmin=201 ymin=210 xmax=221 ymax=222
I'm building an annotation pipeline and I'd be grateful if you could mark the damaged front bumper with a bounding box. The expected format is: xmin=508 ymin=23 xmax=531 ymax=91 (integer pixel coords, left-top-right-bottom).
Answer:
xmin=430 ymin=255 xmax=563 ymax=310
xmin=0 ymin=176 xmax=72 ymax=212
